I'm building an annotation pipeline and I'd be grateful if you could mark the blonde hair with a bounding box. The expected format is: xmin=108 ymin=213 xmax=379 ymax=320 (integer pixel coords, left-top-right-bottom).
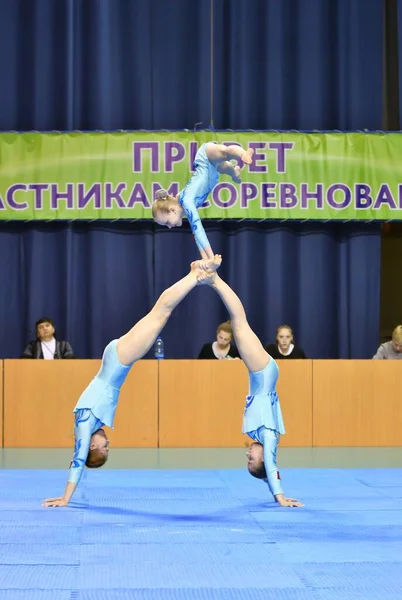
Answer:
xmin=392 ymin=325 xmax=402 ymax=344
xmin=85 ymin=448 xmax=108 ymax=469
xmin=151 ymin=189 xmax=178 ymax=218
xmin=217 ymin=320 xmax=233 ymax=339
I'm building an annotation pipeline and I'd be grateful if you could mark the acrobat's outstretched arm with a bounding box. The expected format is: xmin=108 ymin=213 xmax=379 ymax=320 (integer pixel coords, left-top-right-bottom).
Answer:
xmin=42 ymin=409 xmax=99 ymax=507
xmin=259 ymin=428 xmax=302 ymax=507
xmin=181 ymin=196 xmax=214 ymax=261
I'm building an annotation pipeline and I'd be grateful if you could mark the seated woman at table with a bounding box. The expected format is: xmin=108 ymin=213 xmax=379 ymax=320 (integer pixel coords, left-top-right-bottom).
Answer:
xmin=373 ymin=325 xmax=402 ymax=359
xmin=265 ymin=325 xmax=306 ymax=360
xmin=198 ymin=320 xmax=239 ymax=360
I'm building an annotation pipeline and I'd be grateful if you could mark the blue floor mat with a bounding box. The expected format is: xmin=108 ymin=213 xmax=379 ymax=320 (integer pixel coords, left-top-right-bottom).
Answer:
xmin=76 ymin=563 xmax=305 ymax=589
xmin=0 ymin=467 xmax=401 ymax=598
xmin=0 ymin=509 xmax=83 ymax=525
xmin=314 ymin=587 xmax=402 ymax=600
xmin=77 ymin=591 xmax=321 ymax=600
xmin=0 ymin=593 xmax=72 ymax=600
xmin=0 ymin=524 xmax=80 ymax=544
xmin=293 ymin=561 xmax=402 ymax=588
xmin=276 ymin=540 xmax=402 ymax=562
xmin=79 ymin=542 xmax=279 ymax=565
xmin=81 ymin=522 xmax=273 ymax=544
xmin=0 ymin=544 xmax=79 ymax=565
xmin=0 ymin=565 xmax=78 ymax=589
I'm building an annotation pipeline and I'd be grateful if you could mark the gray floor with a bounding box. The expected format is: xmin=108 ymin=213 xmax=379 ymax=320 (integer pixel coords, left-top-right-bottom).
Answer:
xmin=0 ymin=447 xmax=401 ymax=469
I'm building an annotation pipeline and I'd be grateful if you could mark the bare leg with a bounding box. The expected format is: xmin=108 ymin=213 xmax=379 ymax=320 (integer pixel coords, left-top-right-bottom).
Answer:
xmin=206 ymin=143 xmax=254 ymax=166
xmin=202 ymin=271 xmax=302 ymax=508
xmin=208 ymin=273 xmax=269 ymax=373
xmin=217 ymin=161 xmax=242 ymax=184
xmin=116 ymin=263 xmax=204 ymax=365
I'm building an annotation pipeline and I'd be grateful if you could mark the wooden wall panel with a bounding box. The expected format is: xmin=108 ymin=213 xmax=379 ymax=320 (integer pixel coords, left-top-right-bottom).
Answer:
xmin=4 ymin=359 xmax=400 ymax=448
xmin=3 ymin=360 xmax=158 ymax=448
xmin=313 ymin=360 xmax=402 ymax=446
xmin=159 ymin=359 xmax=313 ymax=447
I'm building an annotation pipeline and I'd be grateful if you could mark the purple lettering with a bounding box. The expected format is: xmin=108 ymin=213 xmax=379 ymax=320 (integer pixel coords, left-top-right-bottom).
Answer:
xmin=0 ymin=195 xmax=5 ymax=209
xmin=280 ymin=184 xmax=298 ymax=208
xmin=355 ymin=184 xmax=373 ymax=209
xmin=28 ymin=184 xmax=49 ymax=210
xmin=373 ymin=184 xmax=396 ymax=209
xmin=261 ymin=183 xmax=277 ymax=208
xmin=301 ymin=184 xmax=323 ymax=209
xmin=133 ymin=142 xmax=159 ymax=172
xmin=51 ymin=184 xmax=74 ymax=210
xmin=249 ymin=143 xmax=267 ymax=173
xmin=212 ymin=183 xmax=237 ymax=208
xmin=268 ymin=142 xmax=294 ymax=173
xmin=398 ymin=184 xmax=402 ymax=208
xmin=77 ymin=183 xmax=101 ymax=209
xmin=241 ymin=183 xmax=258 ymax=208
xmin=165 ymin=142 xmax=185 ymax=172
xmin=327 ymin=184 xmax=351 ymax=209
xmin=105 ymin=183 xmax=127 ymax=208
xmin=7 ymin=184 xmax=28 ymax=210
xmin=127 ymin=183 xmax=150 ymax=208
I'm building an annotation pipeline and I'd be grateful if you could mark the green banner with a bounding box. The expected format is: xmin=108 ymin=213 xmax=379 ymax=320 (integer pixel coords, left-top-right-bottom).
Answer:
xmin=0 ymin=131 xmax=402 ymax=220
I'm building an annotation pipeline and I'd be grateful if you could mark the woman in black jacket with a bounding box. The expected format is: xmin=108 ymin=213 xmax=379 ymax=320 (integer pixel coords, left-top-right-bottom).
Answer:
xmin=265 ymin=325 xmax=306 ymax=360
xmin=198 ymin=320 xmax=239 ymax=360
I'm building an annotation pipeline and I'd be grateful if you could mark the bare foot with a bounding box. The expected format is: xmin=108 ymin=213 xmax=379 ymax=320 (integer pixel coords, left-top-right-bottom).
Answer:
xmin=241 ymin=148 xmax=254 ymax=165
xmin=202 ymin=254 xmax=222 ymax=271
xmin=190 ymin=262 xmax=209 ymax=283
xmin=231 ymin=166 xmax=242 ymax=184
xmin=194 ymin=255 xmax=222 ymax=272
xmin=196 ymin=269 xmax=217 ymax=285
xmin=191 ymin=256 xmax=221 ymax=283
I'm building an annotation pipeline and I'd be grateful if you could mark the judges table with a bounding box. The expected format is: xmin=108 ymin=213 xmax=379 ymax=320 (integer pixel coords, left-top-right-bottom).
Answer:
xmin=0 ymin=359 xmax=400 ymax=448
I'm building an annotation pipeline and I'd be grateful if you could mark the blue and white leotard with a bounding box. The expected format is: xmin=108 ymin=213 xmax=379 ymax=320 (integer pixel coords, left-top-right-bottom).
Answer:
xmin=68 ymin=339 xmax=132 ymax=486
xmin=242 ymin=358 xmax=286 ymax=497
xmin=178 ymin=142 xmax=219 ymax=253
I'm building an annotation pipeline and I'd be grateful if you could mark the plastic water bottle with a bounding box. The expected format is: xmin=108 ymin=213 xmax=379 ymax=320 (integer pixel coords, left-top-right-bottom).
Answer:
xmin=154 ymin=337 xmax=164 ymax=359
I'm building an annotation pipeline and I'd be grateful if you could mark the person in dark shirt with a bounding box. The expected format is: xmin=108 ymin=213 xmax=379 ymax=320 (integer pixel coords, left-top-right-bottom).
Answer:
xmin=265 ymin=325 xmax=306 ymax=360
xmin=198 ymin=320 xmax=240 ymax=360
xmin=21 ymin=317 xmax=75 ymax=359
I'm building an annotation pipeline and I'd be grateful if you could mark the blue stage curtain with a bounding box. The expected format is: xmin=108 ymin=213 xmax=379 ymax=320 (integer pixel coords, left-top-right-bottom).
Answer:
xmin=213 ymin=0 xmax=384 ymax=130
xmin=0 ymin=0 xmax=384 ymax=361
xmin=0 ymin=0 xmax=384 ymax=131
xmin=0 ymin=222 xmax=380 ymax=360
